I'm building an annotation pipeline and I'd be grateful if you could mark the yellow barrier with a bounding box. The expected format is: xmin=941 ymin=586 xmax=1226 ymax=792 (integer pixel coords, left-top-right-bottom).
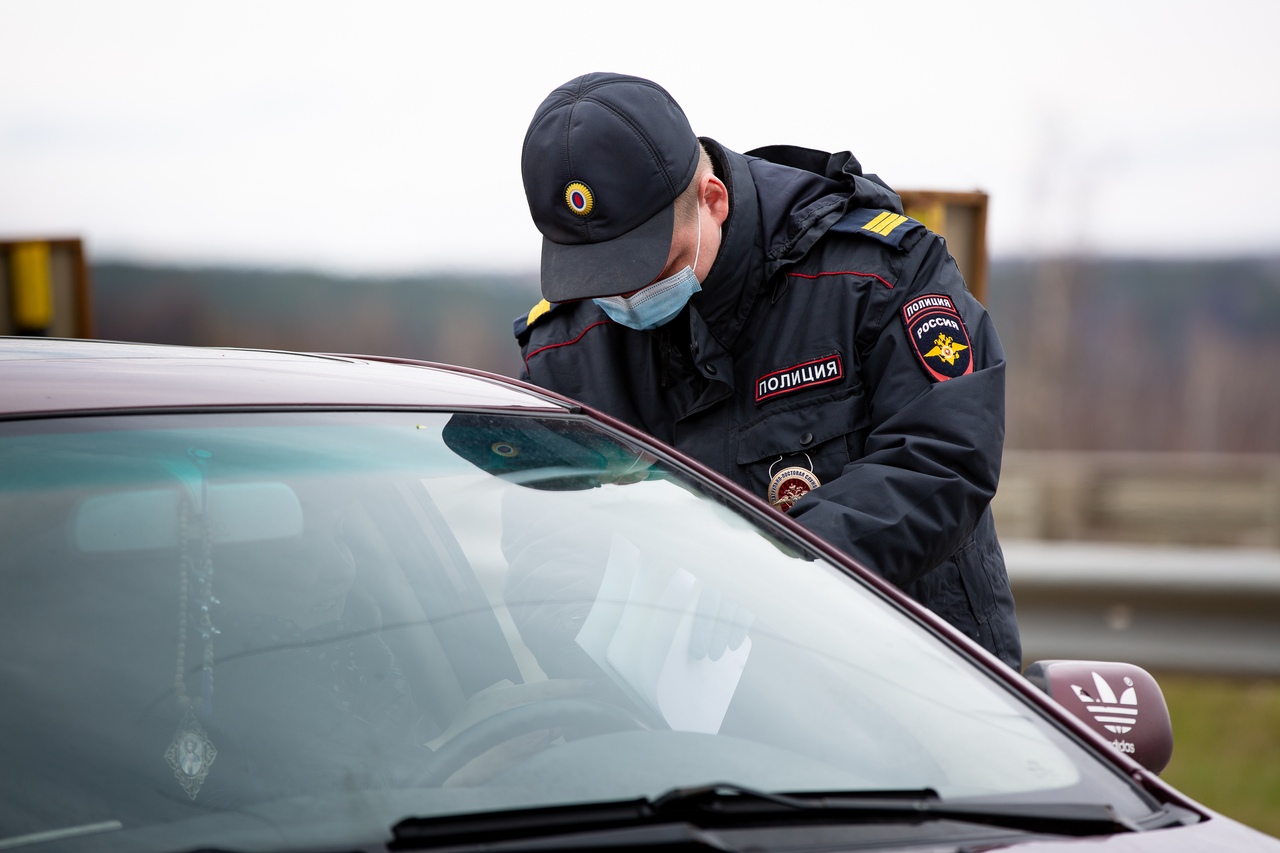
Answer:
xmin=1 ymin=238 xmax=92 ymax=337
xmin=9 ymin=241 xmax=54 ymax=330
xmin=899 ymin=190 xmax=989 ymax=305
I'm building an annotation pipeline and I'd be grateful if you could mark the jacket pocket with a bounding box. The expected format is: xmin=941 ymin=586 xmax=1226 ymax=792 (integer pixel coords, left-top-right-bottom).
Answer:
xmin=734 ymin=388 xmax=870 ymax=504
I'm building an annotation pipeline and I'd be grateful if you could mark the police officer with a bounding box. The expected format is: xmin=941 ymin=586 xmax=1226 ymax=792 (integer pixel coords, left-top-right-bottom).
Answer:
xmin=514 ymin=72 xmax=1020 ymax=669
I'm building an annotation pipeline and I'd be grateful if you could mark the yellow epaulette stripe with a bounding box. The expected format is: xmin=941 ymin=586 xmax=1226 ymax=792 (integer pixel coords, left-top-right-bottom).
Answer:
xmin=527 ymin=299 xmax=552 ymax=327
xmin=863 ymin=211 xmax=909 ymax=237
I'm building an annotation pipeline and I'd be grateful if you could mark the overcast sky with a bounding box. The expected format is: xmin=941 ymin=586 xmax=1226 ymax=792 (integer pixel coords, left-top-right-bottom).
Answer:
xmin=3 ymin=0 xmax=1278 ymax=275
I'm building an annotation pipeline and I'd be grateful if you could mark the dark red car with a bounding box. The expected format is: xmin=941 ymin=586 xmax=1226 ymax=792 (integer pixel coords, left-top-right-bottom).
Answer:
xmin=1 ymin=338 xmax=1275 ymax=852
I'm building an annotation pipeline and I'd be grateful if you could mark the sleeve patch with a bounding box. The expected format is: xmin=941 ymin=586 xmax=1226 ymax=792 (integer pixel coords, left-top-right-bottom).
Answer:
xmin=901 ymin=293 xmax=973 ymax=382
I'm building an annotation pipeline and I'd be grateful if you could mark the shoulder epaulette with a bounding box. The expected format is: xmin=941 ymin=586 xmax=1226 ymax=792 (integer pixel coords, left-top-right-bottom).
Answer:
xmin=512 ymin=298 xmax=567 ymax=340
xmin=828 ymin=207 xmax=924 ymax=249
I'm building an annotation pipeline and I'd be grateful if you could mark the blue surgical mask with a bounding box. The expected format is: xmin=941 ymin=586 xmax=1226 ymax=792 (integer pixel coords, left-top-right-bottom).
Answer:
xmin=594 ymin=209 xmax=702 ymax=331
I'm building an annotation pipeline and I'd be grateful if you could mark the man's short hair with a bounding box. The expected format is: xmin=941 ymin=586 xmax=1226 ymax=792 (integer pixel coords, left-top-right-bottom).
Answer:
xmin=674 ymin=144 xmax=714 ymax=231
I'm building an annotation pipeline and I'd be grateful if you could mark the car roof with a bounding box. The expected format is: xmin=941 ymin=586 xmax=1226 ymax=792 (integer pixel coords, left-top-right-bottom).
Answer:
xmin=0 ymin=338 xmax=570 ymax=418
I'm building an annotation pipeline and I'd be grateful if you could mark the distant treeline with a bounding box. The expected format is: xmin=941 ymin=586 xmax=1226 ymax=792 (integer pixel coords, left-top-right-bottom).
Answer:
xmin=93 ymin=264 xmax=541 ymax=378
xmin=91 ymin=257 xmax=1280 ymax=453
xmin=988 ymin=257 xmax=1280 ymax=453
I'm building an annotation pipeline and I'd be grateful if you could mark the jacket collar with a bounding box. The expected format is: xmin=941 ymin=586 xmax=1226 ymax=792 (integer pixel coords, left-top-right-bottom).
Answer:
xmin=682 ymin=140 xmax=905 ymax=353
xmin=686 ymin=138 xmax=765 ymax=351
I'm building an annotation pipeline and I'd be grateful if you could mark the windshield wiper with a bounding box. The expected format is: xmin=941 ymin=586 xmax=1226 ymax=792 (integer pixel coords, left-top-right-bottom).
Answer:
xmin=0 ymin=820 xmax=122 ymax=850
xmin=390 ymin=782 xmax=1165 ymax=849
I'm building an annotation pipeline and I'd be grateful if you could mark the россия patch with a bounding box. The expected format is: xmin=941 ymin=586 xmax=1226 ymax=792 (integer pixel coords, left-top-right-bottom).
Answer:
xmin=901 ymin=294 xmax=973 ymax=382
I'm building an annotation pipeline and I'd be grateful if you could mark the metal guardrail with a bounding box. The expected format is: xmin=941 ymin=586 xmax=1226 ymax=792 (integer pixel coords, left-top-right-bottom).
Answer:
xmin=1006 ymin=539 xmax=1280 ymax=677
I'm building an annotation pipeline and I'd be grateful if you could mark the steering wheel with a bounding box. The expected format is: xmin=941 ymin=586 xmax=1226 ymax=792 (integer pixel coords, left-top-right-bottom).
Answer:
xmin=418 ymin=697 xmax=649 ymax=786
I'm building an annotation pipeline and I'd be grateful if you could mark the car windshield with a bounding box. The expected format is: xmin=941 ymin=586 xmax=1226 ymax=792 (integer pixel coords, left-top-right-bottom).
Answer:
xmin=0 ymin=410 xmax=1155 ymax=851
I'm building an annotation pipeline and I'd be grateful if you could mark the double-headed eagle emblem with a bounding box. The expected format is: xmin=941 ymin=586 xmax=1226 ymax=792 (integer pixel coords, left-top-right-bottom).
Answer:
xmin=923 ymin=333 xmax=968 ymax=366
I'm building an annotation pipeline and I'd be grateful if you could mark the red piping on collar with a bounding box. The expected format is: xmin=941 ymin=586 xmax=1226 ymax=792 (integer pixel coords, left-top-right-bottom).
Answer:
xmin=525 ymin=320 xmax=614 ymax=364
xmin=787 ymin=270 xmax=894 ymax=289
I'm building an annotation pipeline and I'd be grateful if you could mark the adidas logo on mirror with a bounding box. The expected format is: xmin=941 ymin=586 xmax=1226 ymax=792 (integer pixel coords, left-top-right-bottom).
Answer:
xmin=1070 ymin=671 xmax=1138 ymax=734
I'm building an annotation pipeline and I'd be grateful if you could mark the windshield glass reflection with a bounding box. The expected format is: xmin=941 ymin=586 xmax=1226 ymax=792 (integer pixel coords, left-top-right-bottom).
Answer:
xmin=0 ymin=412 xmax=1153 ymax=851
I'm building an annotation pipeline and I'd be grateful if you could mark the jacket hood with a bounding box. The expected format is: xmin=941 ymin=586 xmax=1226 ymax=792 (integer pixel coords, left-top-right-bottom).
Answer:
xmin=746 ymin=144 xmax=904 ymax=278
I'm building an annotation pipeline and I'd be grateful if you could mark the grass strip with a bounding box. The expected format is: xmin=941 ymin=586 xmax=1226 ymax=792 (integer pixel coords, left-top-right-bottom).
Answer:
xmin=1154 ymin=672 xmax=1280 ymax=837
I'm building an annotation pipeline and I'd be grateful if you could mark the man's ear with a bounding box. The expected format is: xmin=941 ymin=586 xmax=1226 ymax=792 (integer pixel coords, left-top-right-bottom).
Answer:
xmin=702 ymin=174 xmax=730 ymax=227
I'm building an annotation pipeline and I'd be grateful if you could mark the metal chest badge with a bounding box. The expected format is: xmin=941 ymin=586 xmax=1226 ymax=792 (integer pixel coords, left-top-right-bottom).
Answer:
xmin=767 ymin=455 xmax=821 ymax=511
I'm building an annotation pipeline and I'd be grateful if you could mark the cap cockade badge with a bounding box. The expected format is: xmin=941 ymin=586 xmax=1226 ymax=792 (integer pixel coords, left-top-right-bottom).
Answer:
xmin=564 ymin=181 xmax=594 ymax=216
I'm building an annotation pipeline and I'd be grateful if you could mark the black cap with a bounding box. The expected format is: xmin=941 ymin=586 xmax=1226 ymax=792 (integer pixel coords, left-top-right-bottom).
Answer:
xmin=521 ymin=72 xmax=700 ymax=302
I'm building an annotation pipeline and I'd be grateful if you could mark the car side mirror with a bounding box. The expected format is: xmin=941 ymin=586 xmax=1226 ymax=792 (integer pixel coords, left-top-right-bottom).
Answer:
xmin=1023 ymin=659 xmax=1173 ymax=775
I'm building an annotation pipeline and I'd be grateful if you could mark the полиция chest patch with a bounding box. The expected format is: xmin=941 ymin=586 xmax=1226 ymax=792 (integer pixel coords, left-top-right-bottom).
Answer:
xmin=755 ymin=353 xmax=844 ymax=404
xmin=901 ymin=294 xmax=973 ymax=382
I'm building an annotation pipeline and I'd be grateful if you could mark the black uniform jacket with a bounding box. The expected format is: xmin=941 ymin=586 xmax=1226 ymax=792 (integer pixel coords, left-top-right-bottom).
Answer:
xmin=514 ymin=139 xmax=1021 ymax=669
